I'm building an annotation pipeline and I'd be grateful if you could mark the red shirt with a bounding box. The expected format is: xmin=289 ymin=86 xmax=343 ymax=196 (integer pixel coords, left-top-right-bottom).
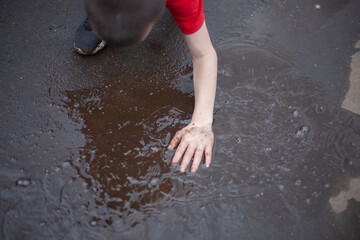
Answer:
xmin=166 ymin=0 xmax=205 ymax=35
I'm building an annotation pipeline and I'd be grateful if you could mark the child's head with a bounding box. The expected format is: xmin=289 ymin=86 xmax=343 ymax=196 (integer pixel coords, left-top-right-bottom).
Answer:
xmin=85 ymin=0 xmax=166 ymax=46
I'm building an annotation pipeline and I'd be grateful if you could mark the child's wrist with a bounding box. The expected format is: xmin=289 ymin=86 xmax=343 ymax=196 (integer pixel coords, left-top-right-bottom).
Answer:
xmin=190 ymin=118 xmax=213 ymax=128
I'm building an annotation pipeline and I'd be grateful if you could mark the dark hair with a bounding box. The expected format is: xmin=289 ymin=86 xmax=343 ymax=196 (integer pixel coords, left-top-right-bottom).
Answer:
xmin=85 ymin=0 xmax=166 ymax=46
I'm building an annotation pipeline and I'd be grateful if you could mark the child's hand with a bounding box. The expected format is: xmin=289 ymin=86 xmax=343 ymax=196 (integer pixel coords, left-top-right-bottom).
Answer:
xmin=168 ymin=123 xmax=214 ymax=173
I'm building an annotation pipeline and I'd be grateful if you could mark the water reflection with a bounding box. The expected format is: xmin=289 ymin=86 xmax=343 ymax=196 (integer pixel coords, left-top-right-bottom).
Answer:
xmin=64 ymin=78 xmax=195 ymax=213
xmin=51 ymin=36 xmax=360 ymax=237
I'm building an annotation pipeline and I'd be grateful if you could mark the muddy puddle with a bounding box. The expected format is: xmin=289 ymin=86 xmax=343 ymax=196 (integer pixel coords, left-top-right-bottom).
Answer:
xmin=1 ymin=0 xmax=360 ymax=239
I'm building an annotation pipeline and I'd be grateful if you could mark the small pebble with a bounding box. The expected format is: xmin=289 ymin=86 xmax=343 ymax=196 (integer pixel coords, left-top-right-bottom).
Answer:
xmin=315 ymin=105 xmax=325 ymax=113
xmin=315 ymin=4 xmax=321 ymax=9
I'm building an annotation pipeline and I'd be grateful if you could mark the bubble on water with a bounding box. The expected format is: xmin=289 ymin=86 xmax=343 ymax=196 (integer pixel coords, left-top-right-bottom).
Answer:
xmin=264 ymin=147 xmax=272 ymax=152
xmin=16 ymin=178 xmax=31 ymax=187
xmin=10 ymin=156 xmax=17 ymax=163
xmin=291 ymin=109 xmax=299 ymax=117
xmin=295 ymin=130 xmax=304 ymax=138
xmin=301 ymin=126 xmax=309 ymax=132
xmin=278 ymin=166 xmax=290 ymax=172
xmin=62 ymin=161 xmax=70 ymax=168
xmin=90 ymin=220 xmax=97 ymax=226
xmin=295 ymin=125 xmax=309 ymax=138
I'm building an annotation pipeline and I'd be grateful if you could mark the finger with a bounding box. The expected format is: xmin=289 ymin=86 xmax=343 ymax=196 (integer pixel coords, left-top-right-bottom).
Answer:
xmin=168 ymin=130 xmax=183 ymax=150
xmin=180 ymin=146 xmax=196 ymax=173
xmin=191 ymin=148 xmax=204 ymax=173
xmin=171 ymin=141 xmax=188 ymax=165
xmin=204 ymin=145 xmax=213 ymax=168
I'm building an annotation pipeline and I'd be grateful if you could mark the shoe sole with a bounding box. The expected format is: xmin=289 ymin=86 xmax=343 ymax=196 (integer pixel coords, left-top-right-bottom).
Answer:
xmin=74 ymin=40 xmax=107 ymax=55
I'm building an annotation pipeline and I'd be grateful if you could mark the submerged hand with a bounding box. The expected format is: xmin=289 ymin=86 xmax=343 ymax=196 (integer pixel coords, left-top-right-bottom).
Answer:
xmin=168 ymin=123 xmax=214 ymax=173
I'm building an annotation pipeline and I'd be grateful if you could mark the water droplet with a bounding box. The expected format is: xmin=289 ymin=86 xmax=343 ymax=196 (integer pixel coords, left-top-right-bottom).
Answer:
xmin=295 ymin=130 xmax=304 ymax=138
xmin=264 ymin=147 xmax=272 ymax=152
xmin=291 ymin=109 xmax=299 ymax=117
xmin=16 ymin=178 xmax=31 ymax=187
xmin=295 ymin=125 xmax=309 ymax=138
xmin=301 ymin=126 xmax=309 ymax=132
xmin=62 ymin=162 xmax=70 ymax=168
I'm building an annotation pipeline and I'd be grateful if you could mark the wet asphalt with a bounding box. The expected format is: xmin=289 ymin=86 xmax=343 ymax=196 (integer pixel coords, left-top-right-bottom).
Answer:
xmin=1 ymin=0 xmax=360 ymax=239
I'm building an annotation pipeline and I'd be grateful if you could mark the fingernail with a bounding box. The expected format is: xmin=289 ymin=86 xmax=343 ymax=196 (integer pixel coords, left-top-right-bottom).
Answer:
xmin=206 ymin=164 xmax=209 ymax=168
xmin=180 ymin=167 xmax=184 ymax=172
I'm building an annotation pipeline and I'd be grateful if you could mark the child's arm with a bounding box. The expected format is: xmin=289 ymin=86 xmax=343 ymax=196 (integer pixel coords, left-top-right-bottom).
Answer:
xmin=168 ymin=21 xmax=217 ymax=173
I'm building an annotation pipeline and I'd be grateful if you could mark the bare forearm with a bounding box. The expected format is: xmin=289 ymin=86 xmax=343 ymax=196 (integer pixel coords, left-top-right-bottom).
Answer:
xmin=191 ymin=50 xmax=217 ymax=126
xmin=183 ymin=22 xmax=217 ymax=127
xmin=168 ymin=22 xmax=217 ymax=173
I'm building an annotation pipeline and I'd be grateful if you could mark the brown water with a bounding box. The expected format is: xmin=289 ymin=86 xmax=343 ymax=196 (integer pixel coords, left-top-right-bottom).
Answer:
xmin=1 ymin=0 xmax=360 ymax=239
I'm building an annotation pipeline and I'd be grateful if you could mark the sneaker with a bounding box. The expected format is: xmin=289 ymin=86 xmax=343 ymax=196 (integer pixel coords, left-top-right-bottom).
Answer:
xmin=74 ymin=17 xmax=106 ymax=55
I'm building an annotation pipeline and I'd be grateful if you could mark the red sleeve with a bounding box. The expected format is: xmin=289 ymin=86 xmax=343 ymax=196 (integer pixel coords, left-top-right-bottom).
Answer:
xmin=166 ymin=0 xmax=205 ymax=35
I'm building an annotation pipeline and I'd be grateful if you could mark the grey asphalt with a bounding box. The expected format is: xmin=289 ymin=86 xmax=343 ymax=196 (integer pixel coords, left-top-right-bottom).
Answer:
xmin=1 ymin=0 xmax=360 ymax=239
